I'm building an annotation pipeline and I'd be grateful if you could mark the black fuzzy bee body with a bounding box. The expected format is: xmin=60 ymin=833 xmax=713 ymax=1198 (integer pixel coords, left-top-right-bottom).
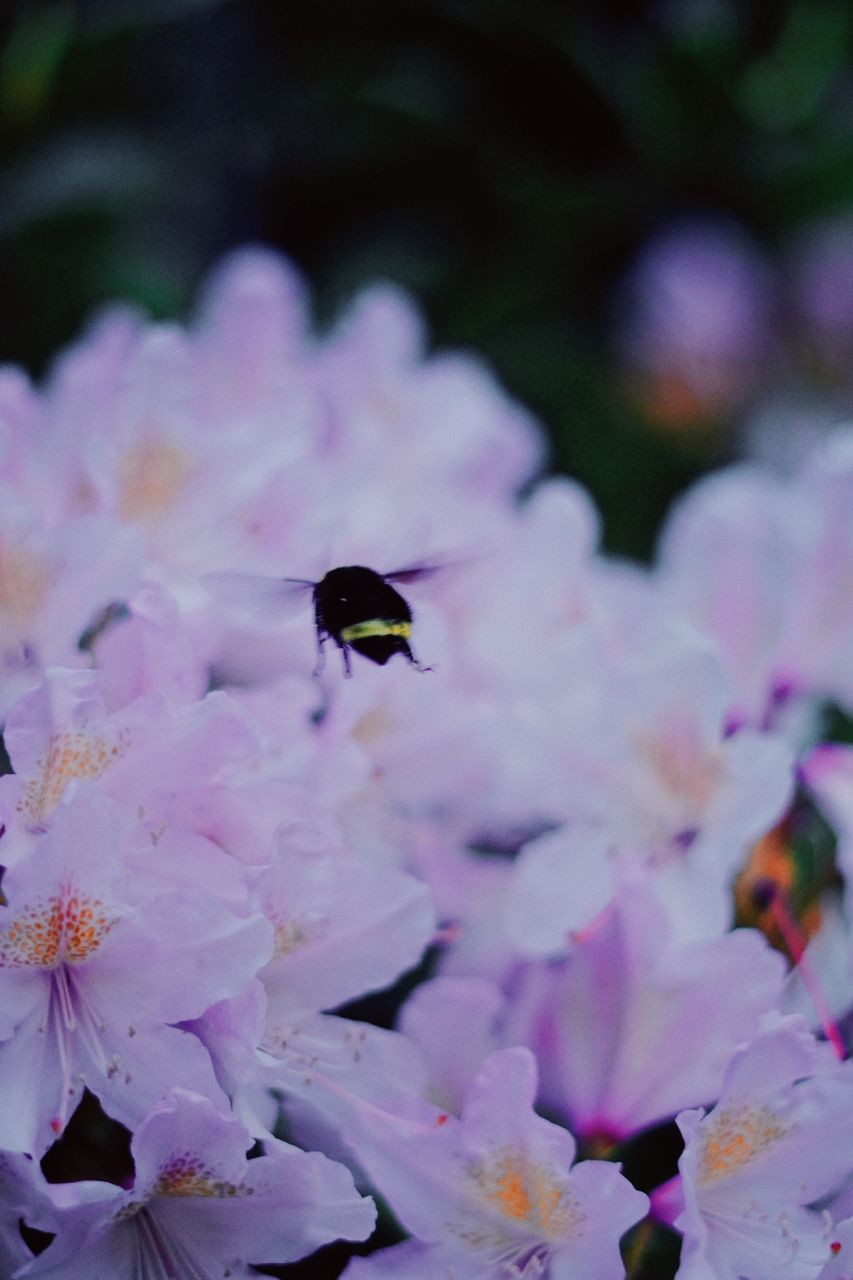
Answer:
xmin=204 ymin=560 xmax=437 ymax=677
xmin=313 ymin=565 xmax=421 ymax=676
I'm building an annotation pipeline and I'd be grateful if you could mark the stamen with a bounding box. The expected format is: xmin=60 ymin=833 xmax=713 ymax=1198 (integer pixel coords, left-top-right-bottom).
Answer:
xmin=68 ymin=972 xmax=112 ymax=1076
xmin=49 ymin=972 xmax=76 ymax=1132
xmin=753 ymin=878 xmax=845 ymax=1061
xmin=53 ymin=965 xmax=77 ymax=1032
xmin=136 ymin=1205 xmax=221 ymax=1280
xmin=130 ymin=1220 xmax=147 ymax=1280
xmin=135 ymin=1209 xmax=178 ymax=1280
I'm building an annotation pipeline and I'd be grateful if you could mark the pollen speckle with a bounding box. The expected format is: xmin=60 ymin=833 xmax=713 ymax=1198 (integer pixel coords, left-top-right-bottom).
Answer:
xmin=270 ymin=914 xmax=316 ymax=959
xmin=0 ymin=886 xmax=116 ymax=967
xmin=17 ymin=728 xmax=129 ymax=827
xmin=467 ymin=1149 xmax=579 ymax=1241
xmin=697 ymin=1104 xmax=789 ymax=1185
xmin=155 ymin=1153 xmax=243 ymax=1199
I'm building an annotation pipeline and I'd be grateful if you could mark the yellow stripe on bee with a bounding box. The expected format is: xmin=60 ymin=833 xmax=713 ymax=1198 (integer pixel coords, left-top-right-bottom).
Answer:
xmin=340 ymin=619 xmax=411 ymax=643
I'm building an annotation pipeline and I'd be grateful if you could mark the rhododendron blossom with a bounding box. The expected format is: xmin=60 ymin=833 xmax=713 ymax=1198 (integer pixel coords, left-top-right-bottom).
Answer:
xmin=0 ymin=791 xmax=270 ymax=1154
xmin=675 ymin=1017 xmax=853 ymax=1280
xmin=340 ymin=1048 xmax=649 ymax=1280
xmin=17 ymin=1090 xmax=374 ymax=1279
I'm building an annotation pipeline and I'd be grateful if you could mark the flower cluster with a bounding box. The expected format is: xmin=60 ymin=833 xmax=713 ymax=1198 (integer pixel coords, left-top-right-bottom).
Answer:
xmin=1 ymin=246 xmax=853 ymax=1279
xmin=616 ymin=214 xmax=853 ymax=450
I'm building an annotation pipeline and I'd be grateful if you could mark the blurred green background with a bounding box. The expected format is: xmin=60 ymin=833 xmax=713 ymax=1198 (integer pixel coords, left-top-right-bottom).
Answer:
xmin=3 ymin=0 xmax=853 ymax=557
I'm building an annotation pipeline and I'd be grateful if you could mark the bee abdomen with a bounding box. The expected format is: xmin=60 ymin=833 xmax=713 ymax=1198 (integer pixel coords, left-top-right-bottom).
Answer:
xmin=339 ymin=619 xmax=411 ymax=643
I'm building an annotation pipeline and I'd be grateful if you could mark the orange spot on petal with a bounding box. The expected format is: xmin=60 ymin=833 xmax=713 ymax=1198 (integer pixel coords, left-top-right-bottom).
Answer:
xmin=118 ymin=440 xmax=191 ymax=522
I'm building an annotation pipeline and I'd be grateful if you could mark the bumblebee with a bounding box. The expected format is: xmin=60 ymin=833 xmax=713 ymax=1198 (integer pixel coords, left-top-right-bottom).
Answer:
xmin=312 ymin=564 xmax=433 ymax=675
xmin=205 ymin=562 xmax=436 ymax=677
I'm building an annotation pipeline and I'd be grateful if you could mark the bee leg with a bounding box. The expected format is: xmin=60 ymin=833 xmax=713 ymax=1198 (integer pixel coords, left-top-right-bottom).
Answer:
xmin=402 ymin=641 xmax=433 ymax=674
xmin=342 ymin=645 xmax=353 ymax=678
xmin=312 ymin=632 xmax=328 ymax=678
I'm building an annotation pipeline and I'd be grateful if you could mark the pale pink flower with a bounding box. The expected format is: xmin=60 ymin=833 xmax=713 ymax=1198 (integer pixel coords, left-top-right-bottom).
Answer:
xmin=509 ymin=886 xmax=786 ymax=1142
xmin=0 ymin=791 xmax=271 ymax=1154
xmin=341 ymin=1047 xmax=648 ymax=1280
xmin=17 ymin=1090 xmax=374 ymax=1278
xmin=675 ymin=1015 xmax=853 ymax=1280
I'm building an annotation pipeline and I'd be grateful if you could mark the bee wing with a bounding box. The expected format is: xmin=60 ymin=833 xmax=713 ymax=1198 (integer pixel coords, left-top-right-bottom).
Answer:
xmin=383 ymin=561 xmax=448 ymax=585
xmin=202 ymin=572 xmax=314 ymax=621
xmin=383 ymin=553 xmax=475 ymax=585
